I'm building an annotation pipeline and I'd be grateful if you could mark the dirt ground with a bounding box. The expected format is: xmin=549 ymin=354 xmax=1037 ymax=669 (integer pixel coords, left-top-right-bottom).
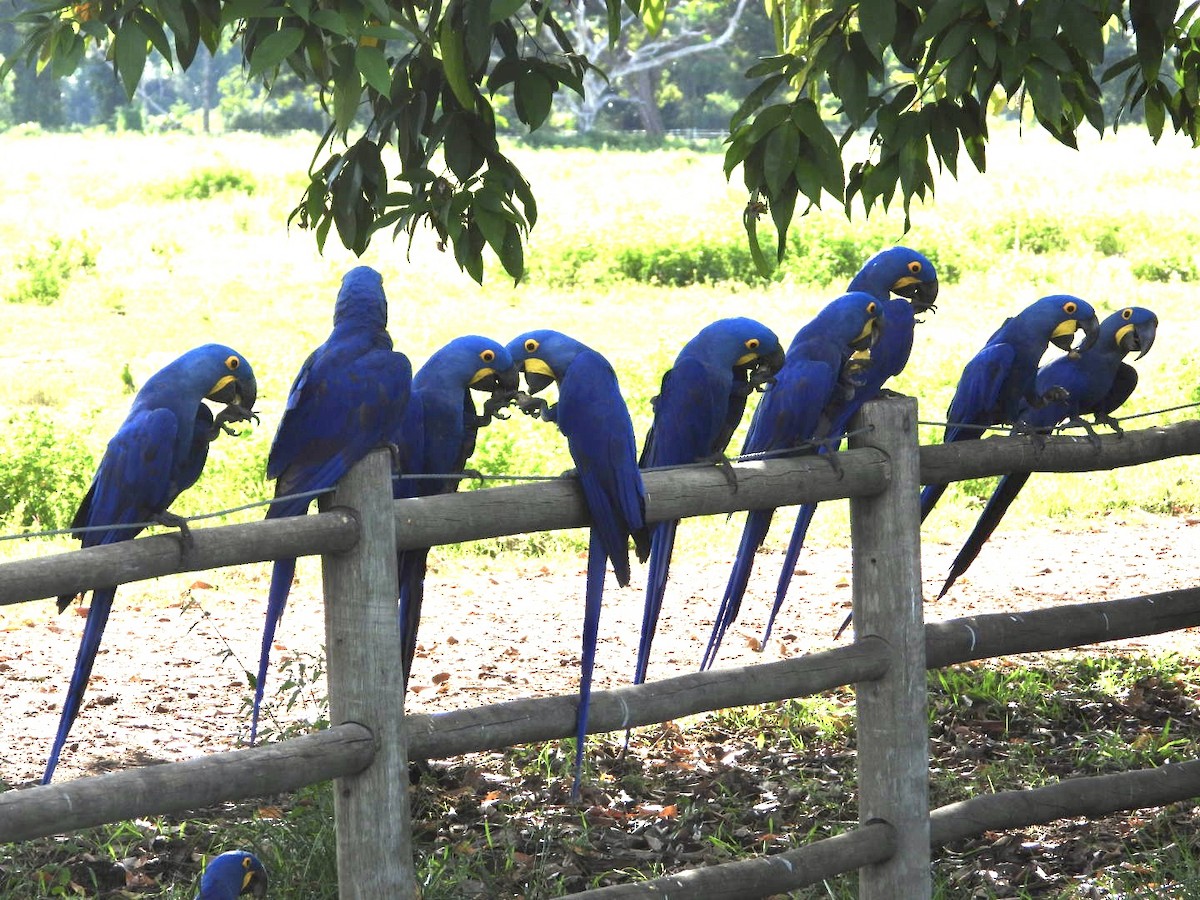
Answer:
xmin=3 ymin=512 xmax=1199 ymax=789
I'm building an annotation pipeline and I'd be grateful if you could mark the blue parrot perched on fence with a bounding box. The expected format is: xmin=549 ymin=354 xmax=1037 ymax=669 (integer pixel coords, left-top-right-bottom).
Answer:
xmin=44 ymin=344 xmax=258 ymax=784
xmin=700 ymin=292 xmax=883 ymax=670
xmin=251 ymin=266 xmax=412 ymax=742
xmin=759 ymin=247 xmax=940 ymax=646
xmin=394 ymin=335 xmax=519 ymax=690
xmin=935 ymin=306 xmax=1158 ymax=599
xmin=919 ymin=294 xmax=1101 ymax=523
xmin=506 ymin=329 xmax=650 ymax=798
xmin=197 ymin=850 xmax=268 ymax=899
xmin=633 ymin=317 xmax=784 ymax=686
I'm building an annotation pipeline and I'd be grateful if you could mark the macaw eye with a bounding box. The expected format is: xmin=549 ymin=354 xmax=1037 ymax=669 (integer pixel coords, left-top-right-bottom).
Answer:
xmin=907 ymin=260 xmax=922 ymax=274
xmin=225 ymin=355 xmax=240 ymax=371
xmin=744 ymin=338 xmax=760 ymax=351
xmin=524 ymin=338 xmax=539 ymax=353
xmin=1122 ymin=308 xmax=1134 ymax=320
xmin=242 ymin=858 xmax=252 ymax=871
xmin=1063 ymin=301 xmax=1077 ymax=315
xmin=866 ymin=301 xmax=877 ymax=315
xmin=480 ymin=349 xmax=496 ymax=363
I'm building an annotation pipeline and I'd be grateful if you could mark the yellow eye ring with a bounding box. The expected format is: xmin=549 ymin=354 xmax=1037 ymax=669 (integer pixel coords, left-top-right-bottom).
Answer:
xmin=225 ymin=355 xmax=240 ymax=370
xmin=481 ymin=349 xmax=496 ymax=363
xmin=907 ymin=260 xmax=922 ymax=274
xmin=745 ymin=338 xmax=759 ymax=350
xmin=1122 ymin=308 xmax=1134 ymax=320
xmin=866 ymin=301 xmax=878 ymax=315
xmin=524 ymin=339 xmax=539 ymax=353
xmin=1063 ymin=301 xmax=1077 ymax=315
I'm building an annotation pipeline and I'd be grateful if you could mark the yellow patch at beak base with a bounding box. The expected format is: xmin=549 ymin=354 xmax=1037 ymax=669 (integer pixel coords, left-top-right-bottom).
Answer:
xmin=469 ymin=367 xmax=497 ymax=385
xmin=1051 ymin=319 xmax=1078 ymax=340
xmin=524 ymin=358 xmax=556 ymax=379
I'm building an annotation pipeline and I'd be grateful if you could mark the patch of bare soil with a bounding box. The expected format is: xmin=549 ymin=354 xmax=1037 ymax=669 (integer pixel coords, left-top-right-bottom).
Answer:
xmin=2 ymin=512 xmax=1198 ymax=790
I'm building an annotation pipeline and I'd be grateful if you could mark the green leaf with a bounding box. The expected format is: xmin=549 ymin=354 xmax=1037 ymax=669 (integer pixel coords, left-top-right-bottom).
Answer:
xmin=113 ymin=20 xmax=149 ymax=99
xmin=857 ymin=0 xmax=897 ymax=57
xmin=1145 ymin=86 xmax=1166 ymax=140
xmin=248 ymin=27 xmax=304 ymax=78
xmin=444 ymin=116 xmax=485 ymax=180
xmin=768 ymin=179 xmax=798 ymax=262
xmin=132 ymin=10 xmax=173 ymax=63
xmin=729 ymin=73 xmax=786 ymax=130
xmin=356 ymin=44 xmax=393 ymax=95
xmin=641 ymin=0 xmax=666 ymax=37
xmin=310 ymin=9 xmax=349 ymax=35
xmin=763 ymin=122 xmax=801 ymax=197
xmin=439 ymin=12 xmax=476 ymax=110
xmin=499 ymin=222 xmax=525 ymax=282
xmin=1024 ymin=59 xmax=1064 ymax=124
xmin=914 ymin=0 xmax=968 ymax=44
xmin=514 ymin=70 xmax=553 ymax=130
xmin=490 ymin=0 xmax=525 ymax=23
xmin=791 ymin=99 xmax=844 ymax=199
xmin=332 ymin=48 xmax=363 ymax=132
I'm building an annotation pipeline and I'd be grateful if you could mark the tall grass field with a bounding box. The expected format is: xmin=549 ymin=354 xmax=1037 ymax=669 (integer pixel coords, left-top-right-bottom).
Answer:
xmin=0 ymin=125 xmax=1196 ymax=566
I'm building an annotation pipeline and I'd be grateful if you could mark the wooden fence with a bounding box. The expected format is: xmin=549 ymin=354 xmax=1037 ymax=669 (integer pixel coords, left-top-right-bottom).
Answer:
xmin=2 ymin=396 xmax=1200 ymax=898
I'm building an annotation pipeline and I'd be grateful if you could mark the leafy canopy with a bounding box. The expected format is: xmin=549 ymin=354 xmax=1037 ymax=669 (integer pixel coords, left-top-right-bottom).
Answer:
xmin=4 ymin=1 xmax=1199 ymax=281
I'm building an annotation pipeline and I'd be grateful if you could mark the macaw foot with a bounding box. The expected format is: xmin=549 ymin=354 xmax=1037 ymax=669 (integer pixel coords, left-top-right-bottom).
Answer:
xmin=559 ymin=467 xmax=578 ymax=479
xmin=1094 ymin=413 xmax=1124 ymax=438
xmin=210 ymin=403 xmax=260 ymax=439
xmin=459 ymin=467 xmax=485 ymax=485
xmin=515 ymin=391 xmax=553 ymax=421
xmin=154 ymin=510 xmax=195 ymax=552
xmin=1040 ymin=385 xmax=1071 ymax=405
xmin=704 ymin=452 xmax=738 ymax=492
xmin=819 ymin=449 xmax=844 ymax=480
xmin=480 ymin=390 xmax=518 ymax=424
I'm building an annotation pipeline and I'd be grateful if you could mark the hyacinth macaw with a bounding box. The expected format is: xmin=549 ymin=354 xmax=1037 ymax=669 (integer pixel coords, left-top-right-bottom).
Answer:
xmin=633 ymin=317 xmax=784 ymax=686
xmin=700 ymin=292 xmax=882 ymax=670
xmin=252 ymin=266 xmax=411 ymax=742
xmin=44 ymin=345 xmax=257 ymax=784
xmin=197 ymin=850 xmax=268 ymax=899
xmin=394 ymin=335 xmax=519 ymax=690
xmin=919 ymin=294 xmax=1101 ymax=523
xmin=507 ymin=329 xmax=650 ymax=798
xmin=935 ymin=306 xmax=1158 ymax=599
xmin=760 ymin=247 xmax=940 ymax=646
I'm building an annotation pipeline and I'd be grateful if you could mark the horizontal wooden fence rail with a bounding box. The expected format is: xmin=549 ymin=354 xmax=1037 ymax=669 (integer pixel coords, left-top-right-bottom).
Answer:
xmin=8 ymin=586 xmax=1197 ymax=845
xmin=919 ymin=418 xmax=1200 ymax=484
xmin=3 ymin=419 xmax=1193 ymax=611
xmin=0 ymin=724 xmax=374 ymax=843
xmin=572 ymin=821 xmax=898 ymax=899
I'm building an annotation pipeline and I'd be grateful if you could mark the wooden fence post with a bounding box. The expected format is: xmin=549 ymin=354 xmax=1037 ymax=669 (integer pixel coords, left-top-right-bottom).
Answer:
xmin=319 ymin=449 xmax=415 ymax=898
xmin=848 ymin=395 xmax=930 ymax=899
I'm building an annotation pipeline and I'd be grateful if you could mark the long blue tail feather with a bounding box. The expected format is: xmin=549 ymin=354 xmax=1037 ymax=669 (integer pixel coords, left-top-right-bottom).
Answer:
xmin=398 ymin=548 xmax=430 ymax=692
xmin=572 ymin=530 xmax=606 ymax=799
xmin=919 ymin=483 xmax=947 ymax=522
xmin=43 ymin=586 xmax=117 ymax=784
xmin=634 ymin=520 xmax=677 ymax=686
xmin=938 ymin=473 xmax=1031 ymax=599
xmin=701 ymin=508 xmax=772 ymax=670
xmin=762 ymin=502 xmax=818 ymax=646
xmin=251 ymin=557 xmax=296 ymax=743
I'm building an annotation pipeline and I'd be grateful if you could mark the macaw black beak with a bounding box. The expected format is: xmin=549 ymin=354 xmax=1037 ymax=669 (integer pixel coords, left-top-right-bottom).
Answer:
xmin=895 ymin=278 xmax=939 ymax=314
xmin=1052 ymin=313 xmax=1100 ymax=352
xmin=1119 ymin=317 xmax=1158 ymax=359
xmin=246 ymin=867 xmax=268 ymax=898
xmin=747 ymin=345 xmax=786 ymax=389
xmin=495 ymin=366 xmax=520 ymax=392
xmin=208 ymin=376 xmax=257 ymax=411
xmin=469 ymin=366 xmax=520 ymax=394
xmin=520 ymin=358 xmax=557 ymax=395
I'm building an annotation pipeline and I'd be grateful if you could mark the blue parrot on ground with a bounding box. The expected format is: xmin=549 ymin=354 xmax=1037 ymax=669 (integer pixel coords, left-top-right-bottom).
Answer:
xmin=506 ymin=329 xmax=650 ymax=798
xmin=633 ymin=318 xmax=784 ymax=687
xmin=935 ymin=306 xmax=1158 ymax=599
xmin=700 ymin=292 xmax=883 ymax=670
xmin=251 ymin=266 xmax=411 ymax=742
xmin=44 ymin=345 xmax=258 ymax=784
xmin=919 ymin=294 xmax=1101 ymax=523
xmin=197 ymin=850 xmax=268 ymax=899
xmin=394 ymin=335 xmax=519 ymax=691
xmin=759 ymin=247 xmax=940 ymax=646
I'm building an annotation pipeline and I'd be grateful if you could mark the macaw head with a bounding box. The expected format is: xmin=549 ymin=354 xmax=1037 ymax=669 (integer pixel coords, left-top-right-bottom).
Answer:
xmin=849 ymin=246 xmax=939 ymax=313
xmin=1107 ymin=306 xmax=1158 ymax=359
xmin=1026 ymin=294 xmax=1100 ymax=353
xmin=201 ymin=347 xmax=258 ymax=412
xmin=820 ymin=292 xmax=884 ymax=353
xmin=506 ymin=329 xmax=586 ymax=395
xmin=333 ymin=265 xmax=388 ymax=331
xmin=144 ymin=344 xmax=257 ymax=415
xmin=197 ymin=850 xmax=268 ymax=899
xmin=687 ymin=317 xmax=786 ymax=389
xmin=416 ymin=335 xmax=520 ymax=394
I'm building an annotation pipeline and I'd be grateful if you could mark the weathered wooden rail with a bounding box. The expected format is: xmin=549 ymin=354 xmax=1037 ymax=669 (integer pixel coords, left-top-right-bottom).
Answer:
xmin=1 ymin=400 xmax=1197 ymax=899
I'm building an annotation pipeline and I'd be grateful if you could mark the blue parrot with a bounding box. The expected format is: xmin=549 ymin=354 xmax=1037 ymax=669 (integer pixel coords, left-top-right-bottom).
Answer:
xmin=760 ymin=247 xmax=940 ymax=646
xmin=634 ymin=318 xmax=784 ymax=686
xmin=935 ymin=306 xmax=1158 ymax=598
xmin=506 ymin=329 xmax=650 ymax=798
xmin=44 ymin=345 xmax=258 ymax=784
xmin=919 ymin=294 xmax=1101 ymax=523
xmin=251 ymin=266 xmax=412 ymax=742
xmin=394 ymin=335 xmax=519 ymax=690
xmin=700 ymin=292 xmax=883 ymax=670
xmin=197 ymin=850 xmax=268 ymax=899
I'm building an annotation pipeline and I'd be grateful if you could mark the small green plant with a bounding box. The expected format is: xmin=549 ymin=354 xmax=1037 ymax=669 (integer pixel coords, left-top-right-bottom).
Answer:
xmin=0 ymin=409 xmax=96 ymax=529
xmin=7 ymin=235 xmax=97 ymax=305
xmin=1131 ymin=253 xmax=1199 ymax=283
xmin=162 ymin=168 xmax=258 ymax=201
